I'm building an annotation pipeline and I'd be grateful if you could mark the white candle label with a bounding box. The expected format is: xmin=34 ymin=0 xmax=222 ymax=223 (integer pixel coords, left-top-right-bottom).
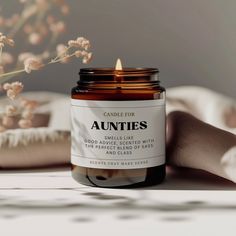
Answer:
xmin=71 ymin=99 xmax=165 ymax=169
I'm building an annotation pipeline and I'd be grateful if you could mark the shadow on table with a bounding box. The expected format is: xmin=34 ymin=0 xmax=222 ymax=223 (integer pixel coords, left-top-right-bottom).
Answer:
xmin=146 ymin=167 xmax=236 ymax=191
xmin=0 ymin=187 xmax=236 ymax=223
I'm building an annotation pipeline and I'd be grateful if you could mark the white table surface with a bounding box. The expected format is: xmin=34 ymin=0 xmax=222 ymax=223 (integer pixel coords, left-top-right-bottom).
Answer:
xmin=0 ymin=167 xmax=236 ymax=236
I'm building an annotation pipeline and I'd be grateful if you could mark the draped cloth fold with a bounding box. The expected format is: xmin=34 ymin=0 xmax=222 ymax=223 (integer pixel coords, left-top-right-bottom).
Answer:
xmin=166 ymin=86 xmax=236 ymax=183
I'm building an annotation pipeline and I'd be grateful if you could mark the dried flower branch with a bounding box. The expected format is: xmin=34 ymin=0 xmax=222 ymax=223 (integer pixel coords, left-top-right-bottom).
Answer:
xmin=24 ymin=58 xmax=44 ymax=73
xmin=0 ymin=33 xmax=15 ymax=48
xmin=3 ymin=82 xmax=24 ymax=100
xmin=0 ymin=1 xmax=92 ymax=132
xmin=0 ymin=36 xmax=92 ymax=81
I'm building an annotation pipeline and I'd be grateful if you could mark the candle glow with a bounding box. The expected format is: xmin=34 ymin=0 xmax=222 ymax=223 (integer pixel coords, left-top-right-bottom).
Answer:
xmin=115 ymin=58 xmax=123 ymax=70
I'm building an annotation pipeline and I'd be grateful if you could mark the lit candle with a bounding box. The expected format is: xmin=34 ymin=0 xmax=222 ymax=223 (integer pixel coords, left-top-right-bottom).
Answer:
xmin=115 ymin=58 xmax=123 ymax=86
xmin=71 ymin=60 xmax=166 ymax=188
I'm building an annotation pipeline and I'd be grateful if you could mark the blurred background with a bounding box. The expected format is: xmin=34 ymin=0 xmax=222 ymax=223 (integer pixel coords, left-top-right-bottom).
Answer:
xmin=1 ymin=0 xmax=236 ymax=97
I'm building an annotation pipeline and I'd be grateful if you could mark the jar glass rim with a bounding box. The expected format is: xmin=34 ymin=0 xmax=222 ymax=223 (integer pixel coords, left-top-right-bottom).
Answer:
xmin=79 ymin=68 xmax=159 ymax=76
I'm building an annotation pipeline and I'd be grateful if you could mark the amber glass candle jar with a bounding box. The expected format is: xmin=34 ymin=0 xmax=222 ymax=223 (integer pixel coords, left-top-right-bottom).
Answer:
xmin=71 ymin=67 xmax=166 ymax=188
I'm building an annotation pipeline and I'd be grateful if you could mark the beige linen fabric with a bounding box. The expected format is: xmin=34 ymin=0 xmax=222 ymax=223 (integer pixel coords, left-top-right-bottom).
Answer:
xmin=166 ymin=86 xmax=236 ymax=183
xmin=0 ymin=92 xmax=70 ymax=168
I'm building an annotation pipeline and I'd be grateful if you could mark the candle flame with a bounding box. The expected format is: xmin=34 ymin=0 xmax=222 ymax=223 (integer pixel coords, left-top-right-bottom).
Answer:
xmin=115 ymin=58 xmax=123 ymax=70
